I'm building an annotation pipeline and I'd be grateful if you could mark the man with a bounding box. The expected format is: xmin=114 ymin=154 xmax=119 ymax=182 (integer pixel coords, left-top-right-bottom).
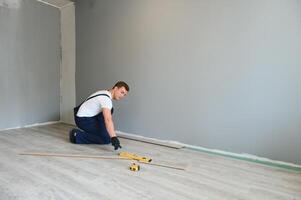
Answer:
xmin=69 ymin=81 xmax=129 ymax=150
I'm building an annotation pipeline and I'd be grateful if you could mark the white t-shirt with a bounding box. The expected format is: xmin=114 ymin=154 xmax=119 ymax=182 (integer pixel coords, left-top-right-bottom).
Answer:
xmin=76 ymin=90 xmax=113 ymax=117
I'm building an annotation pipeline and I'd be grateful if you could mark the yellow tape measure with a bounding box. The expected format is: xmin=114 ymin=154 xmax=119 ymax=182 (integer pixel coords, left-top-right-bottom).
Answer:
xmin=129 ymin=163 xmax=140 ymax=171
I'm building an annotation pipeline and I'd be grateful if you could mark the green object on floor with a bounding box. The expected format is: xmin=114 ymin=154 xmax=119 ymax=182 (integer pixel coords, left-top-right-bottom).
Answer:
xmin=186 ymin=146 xmax=301 ymax=173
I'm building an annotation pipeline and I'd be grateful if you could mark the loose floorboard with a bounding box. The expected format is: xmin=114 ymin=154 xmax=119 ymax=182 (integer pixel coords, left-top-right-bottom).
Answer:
xmin=0 ymin=123 xmax=300 ymax=200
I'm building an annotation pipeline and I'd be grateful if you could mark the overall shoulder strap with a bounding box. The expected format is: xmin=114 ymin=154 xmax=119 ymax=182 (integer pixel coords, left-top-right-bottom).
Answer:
xmin=85 ymin=93 xmax=110 ymax=102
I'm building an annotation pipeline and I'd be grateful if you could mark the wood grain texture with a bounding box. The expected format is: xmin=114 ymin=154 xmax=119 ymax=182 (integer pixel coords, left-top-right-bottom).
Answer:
xmin=0 ymin=123 xmax=300 ymax=200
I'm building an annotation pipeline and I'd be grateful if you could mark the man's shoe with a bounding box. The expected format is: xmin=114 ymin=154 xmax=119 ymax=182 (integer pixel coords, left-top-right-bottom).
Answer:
xmin=69 ymin=129 xmax=77 ymax=143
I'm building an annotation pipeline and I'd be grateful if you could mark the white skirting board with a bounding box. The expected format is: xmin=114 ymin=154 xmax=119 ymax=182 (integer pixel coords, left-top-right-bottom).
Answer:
xmin=0 ymin=121 xmax=60 ymax=131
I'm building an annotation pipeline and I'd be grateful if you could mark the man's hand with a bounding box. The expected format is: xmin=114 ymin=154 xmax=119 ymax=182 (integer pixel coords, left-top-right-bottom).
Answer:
xmin=111 ymin=136 xmax=122 ymax=150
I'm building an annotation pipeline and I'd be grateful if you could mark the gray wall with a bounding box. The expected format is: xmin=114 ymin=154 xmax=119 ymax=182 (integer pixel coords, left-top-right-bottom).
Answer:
xmin=76 ymin=0 xmax=301 ymax=165
xmin=0 ymin=0 xmax=60 ymax=129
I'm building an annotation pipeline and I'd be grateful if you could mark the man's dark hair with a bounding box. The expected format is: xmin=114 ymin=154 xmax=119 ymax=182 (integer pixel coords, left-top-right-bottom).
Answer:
xmin=113 ymin=81 xmax=130 ymax=92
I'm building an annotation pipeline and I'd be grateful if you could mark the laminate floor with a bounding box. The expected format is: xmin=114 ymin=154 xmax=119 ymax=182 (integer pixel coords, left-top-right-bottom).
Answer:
xmin=0 ymin=123 xmax=300 ymax=200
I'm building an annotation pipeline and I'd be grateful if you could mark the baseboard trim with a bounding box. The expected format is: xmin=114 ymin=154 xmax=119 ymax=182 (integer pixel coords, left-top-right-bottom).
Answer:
xmin=0 ymin=121 xmax=60 ymax=131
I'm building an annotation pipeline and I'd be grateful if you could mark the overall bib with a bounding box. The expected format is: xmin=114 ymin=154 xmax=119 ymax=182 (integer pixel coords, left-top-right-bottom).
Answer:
xmin=73 ymin=94 xmax=113 ymax=144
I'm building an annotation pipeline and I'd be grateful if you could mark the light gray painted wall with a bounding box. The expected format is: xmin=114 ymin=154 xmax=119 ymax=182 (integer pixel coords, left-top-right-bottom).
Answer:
xmin=75 ymin=0 xmax=301 ymax=165
xmin=0 ymin=0 xmax=60 ymax=129
xmin=60 ymin=3 xmax=76 ymax=124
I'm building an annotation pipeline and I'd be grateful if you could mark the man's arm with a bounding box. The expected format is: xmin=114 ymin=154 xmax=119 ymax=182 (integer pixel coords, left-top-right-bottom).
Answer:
xmin=102 ymin=108 xmax=116 ymax=138
xmin=102 ymin=108 xmax=121 ymax=150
